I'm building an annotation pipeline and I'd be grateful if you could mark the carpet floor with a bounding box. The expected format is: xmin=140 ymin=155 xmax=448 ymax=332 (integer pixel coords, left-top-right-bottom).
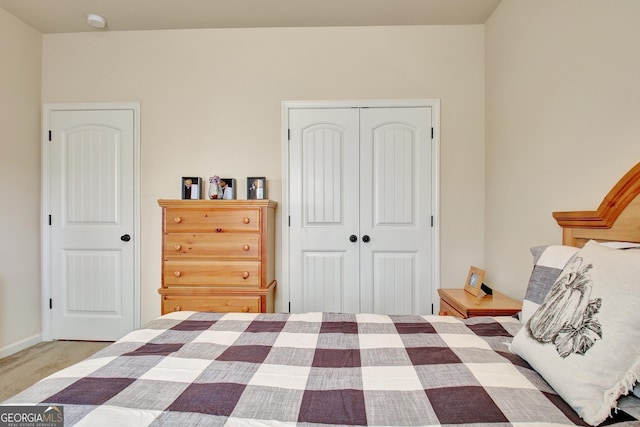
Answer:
xmin=0 ymin=340 xmax=111 ymax=402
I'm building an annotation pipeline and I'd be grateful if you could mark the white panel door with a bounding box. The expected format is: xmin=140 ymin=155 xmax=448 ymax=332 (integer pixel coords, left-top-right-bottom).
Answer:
xmin=49 ymin=109 xmax=135 ymax=340
xmin=289 ymin=106 xmax=433 ymax=315
xmin=359 ymin=108 xmax=432 ymax=314
xmin=289 ymin=108 xmax=361 ymax=312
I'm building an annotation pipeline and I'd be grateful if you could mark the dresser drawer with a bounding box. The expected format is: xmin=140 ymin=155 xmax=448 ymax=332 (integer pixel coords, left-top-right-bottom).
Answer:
xmin=165 ymin=208 xmax=260 ymax=233
xmin=439 ymin=299 xmax=465 ymax=318
xmin=163 ymin=260 xmax=261 ymax=287
xmin=162 ymin=295 xmax=261 ymax=314
xmin=164 ymin=234 xmax=260 ymax=259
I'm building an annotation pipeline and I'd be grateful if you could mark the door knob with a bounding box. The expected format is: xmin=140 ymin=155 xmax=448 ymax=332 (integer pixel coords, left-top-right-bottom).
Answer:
xmin=362 ymin=235 xmax=370 ymax=243
xmin=349 ymin=234 xmax=358 ymax=242
xmin=121 ymin=234 xmax=131 ymax=242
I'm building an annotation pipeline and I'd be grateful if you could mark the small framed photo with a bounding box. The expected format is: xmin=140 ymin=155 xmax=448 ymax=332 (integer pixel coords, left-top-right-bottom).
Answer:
xmin=247 ymin=177 xmax=266 ymax=200
xmin=464 ymin=266 xmax=485 ymax=297
xmin=182 ymin=177 xmax=202 ymax=200
xmin=220 ymin=178 xmax=236 ymax=200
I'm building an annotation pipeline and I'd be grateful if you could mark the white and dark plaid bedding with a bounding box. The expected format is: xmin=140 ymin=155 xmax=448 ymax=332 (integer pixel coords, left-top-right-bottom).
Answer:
xmin=4 ymin=311 xmax=639 ymax=426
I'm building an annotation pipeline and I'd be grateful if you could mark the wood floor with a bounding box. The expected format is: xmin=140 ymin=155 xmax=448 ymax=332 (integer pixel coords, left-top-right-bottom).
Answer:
xmin=0 ymin=340 xmax=111 ymax=402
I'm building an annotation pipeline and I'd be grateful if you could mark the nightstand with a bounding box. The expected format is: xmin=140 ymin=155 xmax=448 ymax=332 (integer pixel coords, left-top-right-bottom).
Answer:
xmin=438 ymin=288 xmax=522 ymax=318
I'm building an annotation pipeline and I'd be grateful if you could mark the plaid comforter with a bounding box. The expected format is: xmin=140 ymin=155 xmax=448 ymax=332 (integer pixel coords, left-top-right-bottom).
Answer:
xmin=4 ymin=311 xmax=639 ymax=426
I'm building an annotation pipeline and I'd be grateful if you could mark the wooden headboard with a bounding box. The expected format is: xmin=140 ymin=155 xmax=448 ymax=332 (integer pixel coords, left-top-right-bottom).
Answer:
xmin=553 ymin=162 xmax=640 ymax=247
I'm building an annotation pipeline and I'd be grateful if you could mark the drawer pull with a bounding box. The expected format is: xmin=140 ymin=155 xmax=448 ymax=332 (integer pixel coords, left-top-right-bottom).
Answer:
xmin=242 ymin=217 xmax=250 ymax=224
xmin=242 ymin=244 xmax=250 ymax=251
xmin=216 ymin=228 xmax=223 ymax=233
xmin=174 ymin=217 xmax=182 ymax=223
xmin=174 ymin=244 xmax=182 ymax=251
xmin=242 ymin=271 xmax=250 ymax=279
xmin=174 ymin=271 xmax=182 ymax=277
xmin=241 ymin=306 xmax=249 ymax=313
xmin=174 ymin=306 xmax=182 ymax=311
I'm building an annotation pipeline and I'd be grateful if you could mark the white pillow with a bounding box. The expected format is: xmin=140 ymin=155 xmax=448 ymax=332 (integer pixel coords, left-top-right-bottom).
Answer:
xmin=598 ymin=241 xmax=640 ymax=249
xmin=511 ymin=240 xmax=640 ymax=426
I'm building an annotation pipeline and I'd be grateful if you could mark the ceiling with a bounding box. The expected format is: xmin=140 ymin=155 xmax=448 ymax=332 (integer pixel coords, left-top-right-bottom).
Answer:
xmin=0 ymin=0 xmax=501 ymax=34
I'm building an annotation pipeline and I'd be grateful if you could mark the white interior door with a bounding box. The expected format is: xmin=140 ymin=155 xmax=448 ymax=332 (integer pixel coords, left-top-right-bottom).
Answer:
xmin=359 ymin=108 xmax=432 ymax=314
xmin=289 ymin=108 xmax=361 ymax=312
xmin=288 ymin=105 xmax=434 ymax=315
xmin=47 ymin=108 xmax=136 ymax=340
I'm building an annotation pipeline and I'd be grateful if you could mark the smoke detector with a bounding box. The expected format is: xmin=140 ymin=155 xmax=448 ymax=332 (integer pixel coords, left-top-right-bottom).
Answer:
xmin=87 ymin=13 xmax=107 ymax=29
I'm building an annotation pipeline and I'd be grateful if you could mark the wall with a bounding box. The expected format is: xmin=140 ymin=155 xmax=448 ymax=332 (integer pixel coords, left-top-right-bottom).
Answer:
xmin=6 ymin=0 xmax=640 ymax=353
xmin=42 ymin=25 xmax=486 ymax=324
xmin=0 ymin=8 xmax=42 ymax=355
xmin=485 ymin=0 xmax=640 ymax=299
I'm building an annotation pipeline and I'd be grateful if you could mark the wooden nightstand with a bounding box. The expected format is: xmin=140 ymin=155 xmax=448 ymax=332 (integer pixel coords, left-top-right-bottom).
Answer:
xmin=438 ymin=288 xmax=522 ymax=318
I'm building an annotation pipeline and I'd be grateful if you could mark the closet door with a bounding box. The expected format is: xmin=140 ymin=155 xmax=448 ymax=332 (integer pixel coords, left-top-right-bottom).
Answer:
xmin=289 ymin=108 xmax=361 ymax=313
xmin=288 ymin=106 xmax=433 ymax=314
xmin=359 ymin=108 xmax=433 ymax=314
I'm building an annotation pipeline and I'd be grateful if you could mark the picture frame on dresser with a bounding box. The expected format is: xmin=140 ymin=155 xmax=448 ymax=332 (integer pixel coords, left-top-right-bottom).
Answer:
xmin=247 ymin=177 xmax=266 ymax=200
xmin=181 ymin=177 xmax=202 ymax=200
xmin=220 ymin=178 xmax=235 ymax=199
xmin=464 ymin=265 xmax=485 ymax=296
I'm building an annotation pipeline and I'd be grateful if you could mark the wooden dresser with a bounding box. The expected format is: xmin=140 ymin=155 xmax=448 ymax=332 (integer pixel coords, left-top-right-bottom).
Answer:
xmin=158 ymin=199 xmax=277 ymax=314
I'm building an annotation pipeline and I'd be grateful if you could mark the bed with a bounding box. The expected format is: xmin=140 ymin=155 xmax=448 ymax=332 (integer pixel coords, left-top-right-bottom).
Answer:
xmin=4 ymin=162 xmax=640 ymax=426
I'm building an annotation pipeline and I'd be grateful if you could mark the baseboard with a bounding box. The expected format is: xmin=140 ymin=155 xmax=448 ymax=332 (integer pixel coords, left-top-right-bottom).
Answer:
xmin=0 ymin=334 xmax=42 ymax=359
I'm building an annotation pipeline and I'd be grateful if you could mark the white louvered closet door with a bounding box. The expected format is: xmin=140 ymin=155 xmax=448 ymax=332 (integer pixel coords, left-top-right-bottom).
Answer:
xmin=289 ymin=107 xmax=433 ymax=315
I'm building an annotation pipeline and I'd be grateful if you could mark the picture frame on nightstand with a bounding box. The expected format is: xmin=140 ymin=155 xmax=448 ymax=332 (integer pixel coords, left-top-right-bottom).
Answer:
xmin=464 ymin=266 xmax=485 ymax=297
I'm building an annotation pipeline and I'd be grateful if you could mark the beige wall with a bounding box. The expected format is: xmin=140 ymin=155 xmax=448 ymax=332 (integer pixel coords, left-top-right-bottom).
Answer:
xmin=485 ymin=0 xmax=640 ymax=299
xmin=6 ymin=0 xmax=640 ymax=353
xmin=0 ymin=8 xmax=42 ymax=354
xmin=42 ymin=25 xmax=486 ymax=324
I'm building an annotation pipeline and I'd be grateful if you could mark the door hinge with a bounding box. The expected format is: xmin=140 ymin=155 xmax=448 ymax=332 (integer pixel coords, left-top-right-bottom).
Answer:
xmin=431 ymin=303 xmax=434 ymax=315
xmin=431 ymin=127 xmax=434 ymax=139
xmin=287 ymin=129 xmax=290 ymax=141
xmin=48 ymin=215 xmax=52 ymax=226
xmin=288 ymin=301 xmax=291 ymax=313
xmin=288 ymin=216 xmax=291 ymax=227
xmin=48 ymin=130 xmax=52 ymax=141
xmin=49 ymin=298 xmax=53 ymax=309
xmin=430 ymin=215 xmax=434 ymax=227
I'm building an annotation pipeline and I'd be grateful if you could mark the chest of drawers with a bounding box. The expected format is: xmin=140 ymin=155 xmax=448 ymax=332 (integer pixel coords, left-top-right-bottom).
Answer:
xmin=157 ymin=199 xmax=277 ymax=314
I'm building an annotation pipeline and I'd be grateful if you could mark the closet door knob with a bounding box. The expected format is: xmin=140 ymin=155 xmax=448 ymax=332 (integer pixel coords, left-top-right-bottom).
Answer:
xmin=349 ymin=235 xmax=358 ymax=243
xmin=362 ymin=235 xmax=371 ymax=243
